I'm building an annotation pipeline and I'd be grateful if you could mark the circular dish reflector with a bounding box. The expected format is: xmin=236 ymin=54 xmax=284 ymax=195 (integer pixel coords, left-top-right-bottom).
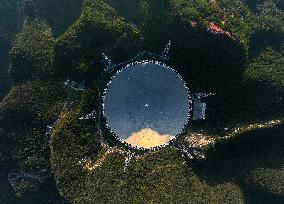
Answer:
xmin=103 ymin=62 xmax=191 ymax=149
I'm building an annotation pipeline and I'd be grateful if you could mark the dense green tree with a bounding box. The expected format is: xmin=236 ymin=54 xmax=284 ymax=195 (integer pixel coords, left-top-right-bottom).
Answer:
xmin=9 ymin=20 xmax=55 ymax=84
xmin=0 ymin=0 xmax=83 ymax=100
xmin=54 ymin=0 xmax=143 ymax=81
xmin=0 ymin=79 xmax=67 ymax=203
xmin=15 ymin=0 xmax=83 ymax=35
xmin=51 ymin=110 xmax=244 ymax=203
xmin=0 ymin=80 xmax=65 ymax=174
xmin=245 ymin=48 xmax=284 ymax=87
xmin=1 ymin=0 xmax=283 ymax=203
xmin=199 ymin=124 xmax=284 ymax=200
xmin=30 ymin=0 xmax=83 ymax=35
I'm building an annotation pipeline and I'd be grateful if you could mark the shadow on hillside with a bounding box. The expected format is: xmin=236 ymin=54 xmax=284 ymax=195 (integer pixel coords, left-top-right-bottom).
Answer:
xmin=190 ymin=79 xmax=284 ymax=135
xmin=0 ymin=39 xmax=12 ymax=101
xmin=242 ymin=0 xmax=258 ymax=11
xmin=54 ymin=0 xmax=248 ymax=90
xmin=0 ymin=157 xmax=66 ymax=204
xmin=191 ymin=124 xmax=284 ymax=203
xmin=249 ymin=29 xmax=284 ymax=58
xmin=100 ymin=0 xmax=284 ymax=140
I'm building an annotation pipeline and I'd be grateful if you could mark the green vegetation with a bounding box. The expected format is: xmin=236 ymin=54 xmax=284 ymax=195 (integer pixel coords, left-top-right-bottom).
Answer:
xmin=51 ymin=111 xmax=102 ymax=202
xmin=0 ymin=0 xmax=283 ymax=203
xmin=9 ymin=20 xmax=55 ymax=84
xmin=0 ymin=80 xmax=66 ymax=203
xmin=54 ymin=0 xmax=142 ymax=81
xmin=127 ymin=148 xmax=244 ymax=203
xmin=29 ymin=0 xmax=83 ymax=35
xmin=245 ymin=48 xmax=284 ymax=87
xmin=0 ymin=173 xmax=67 ymax=204
xmin=0 ymin=80 xmax=65 ymax=175
xmin=0 ymin=0 xmax=83 ymax=100
xmin=51 ymin=112 xmax=244 ymax=203
xmin=194 ymin=124 xmax=284 ymax=202
xmin=50 ymin=87 xmax=283 ymax=203
xmin=10 ymin=0 xmax=83 ymax=36
xmin=247 ymin=168 xmax=284 ymax=197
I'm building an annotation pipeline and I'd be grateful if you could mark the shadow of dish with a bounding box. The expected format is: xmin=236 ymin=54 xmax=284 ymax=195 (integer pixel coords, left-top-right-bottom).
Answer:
xmin=191 ymin=79 xmax=284 ymax=135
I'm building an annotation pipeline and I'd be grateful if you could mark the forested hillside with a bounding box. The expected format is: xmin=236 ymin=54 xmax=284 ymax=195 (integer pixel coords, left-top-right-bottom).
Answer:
xmin=0 ymin=0 xmax=283 ymax=203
